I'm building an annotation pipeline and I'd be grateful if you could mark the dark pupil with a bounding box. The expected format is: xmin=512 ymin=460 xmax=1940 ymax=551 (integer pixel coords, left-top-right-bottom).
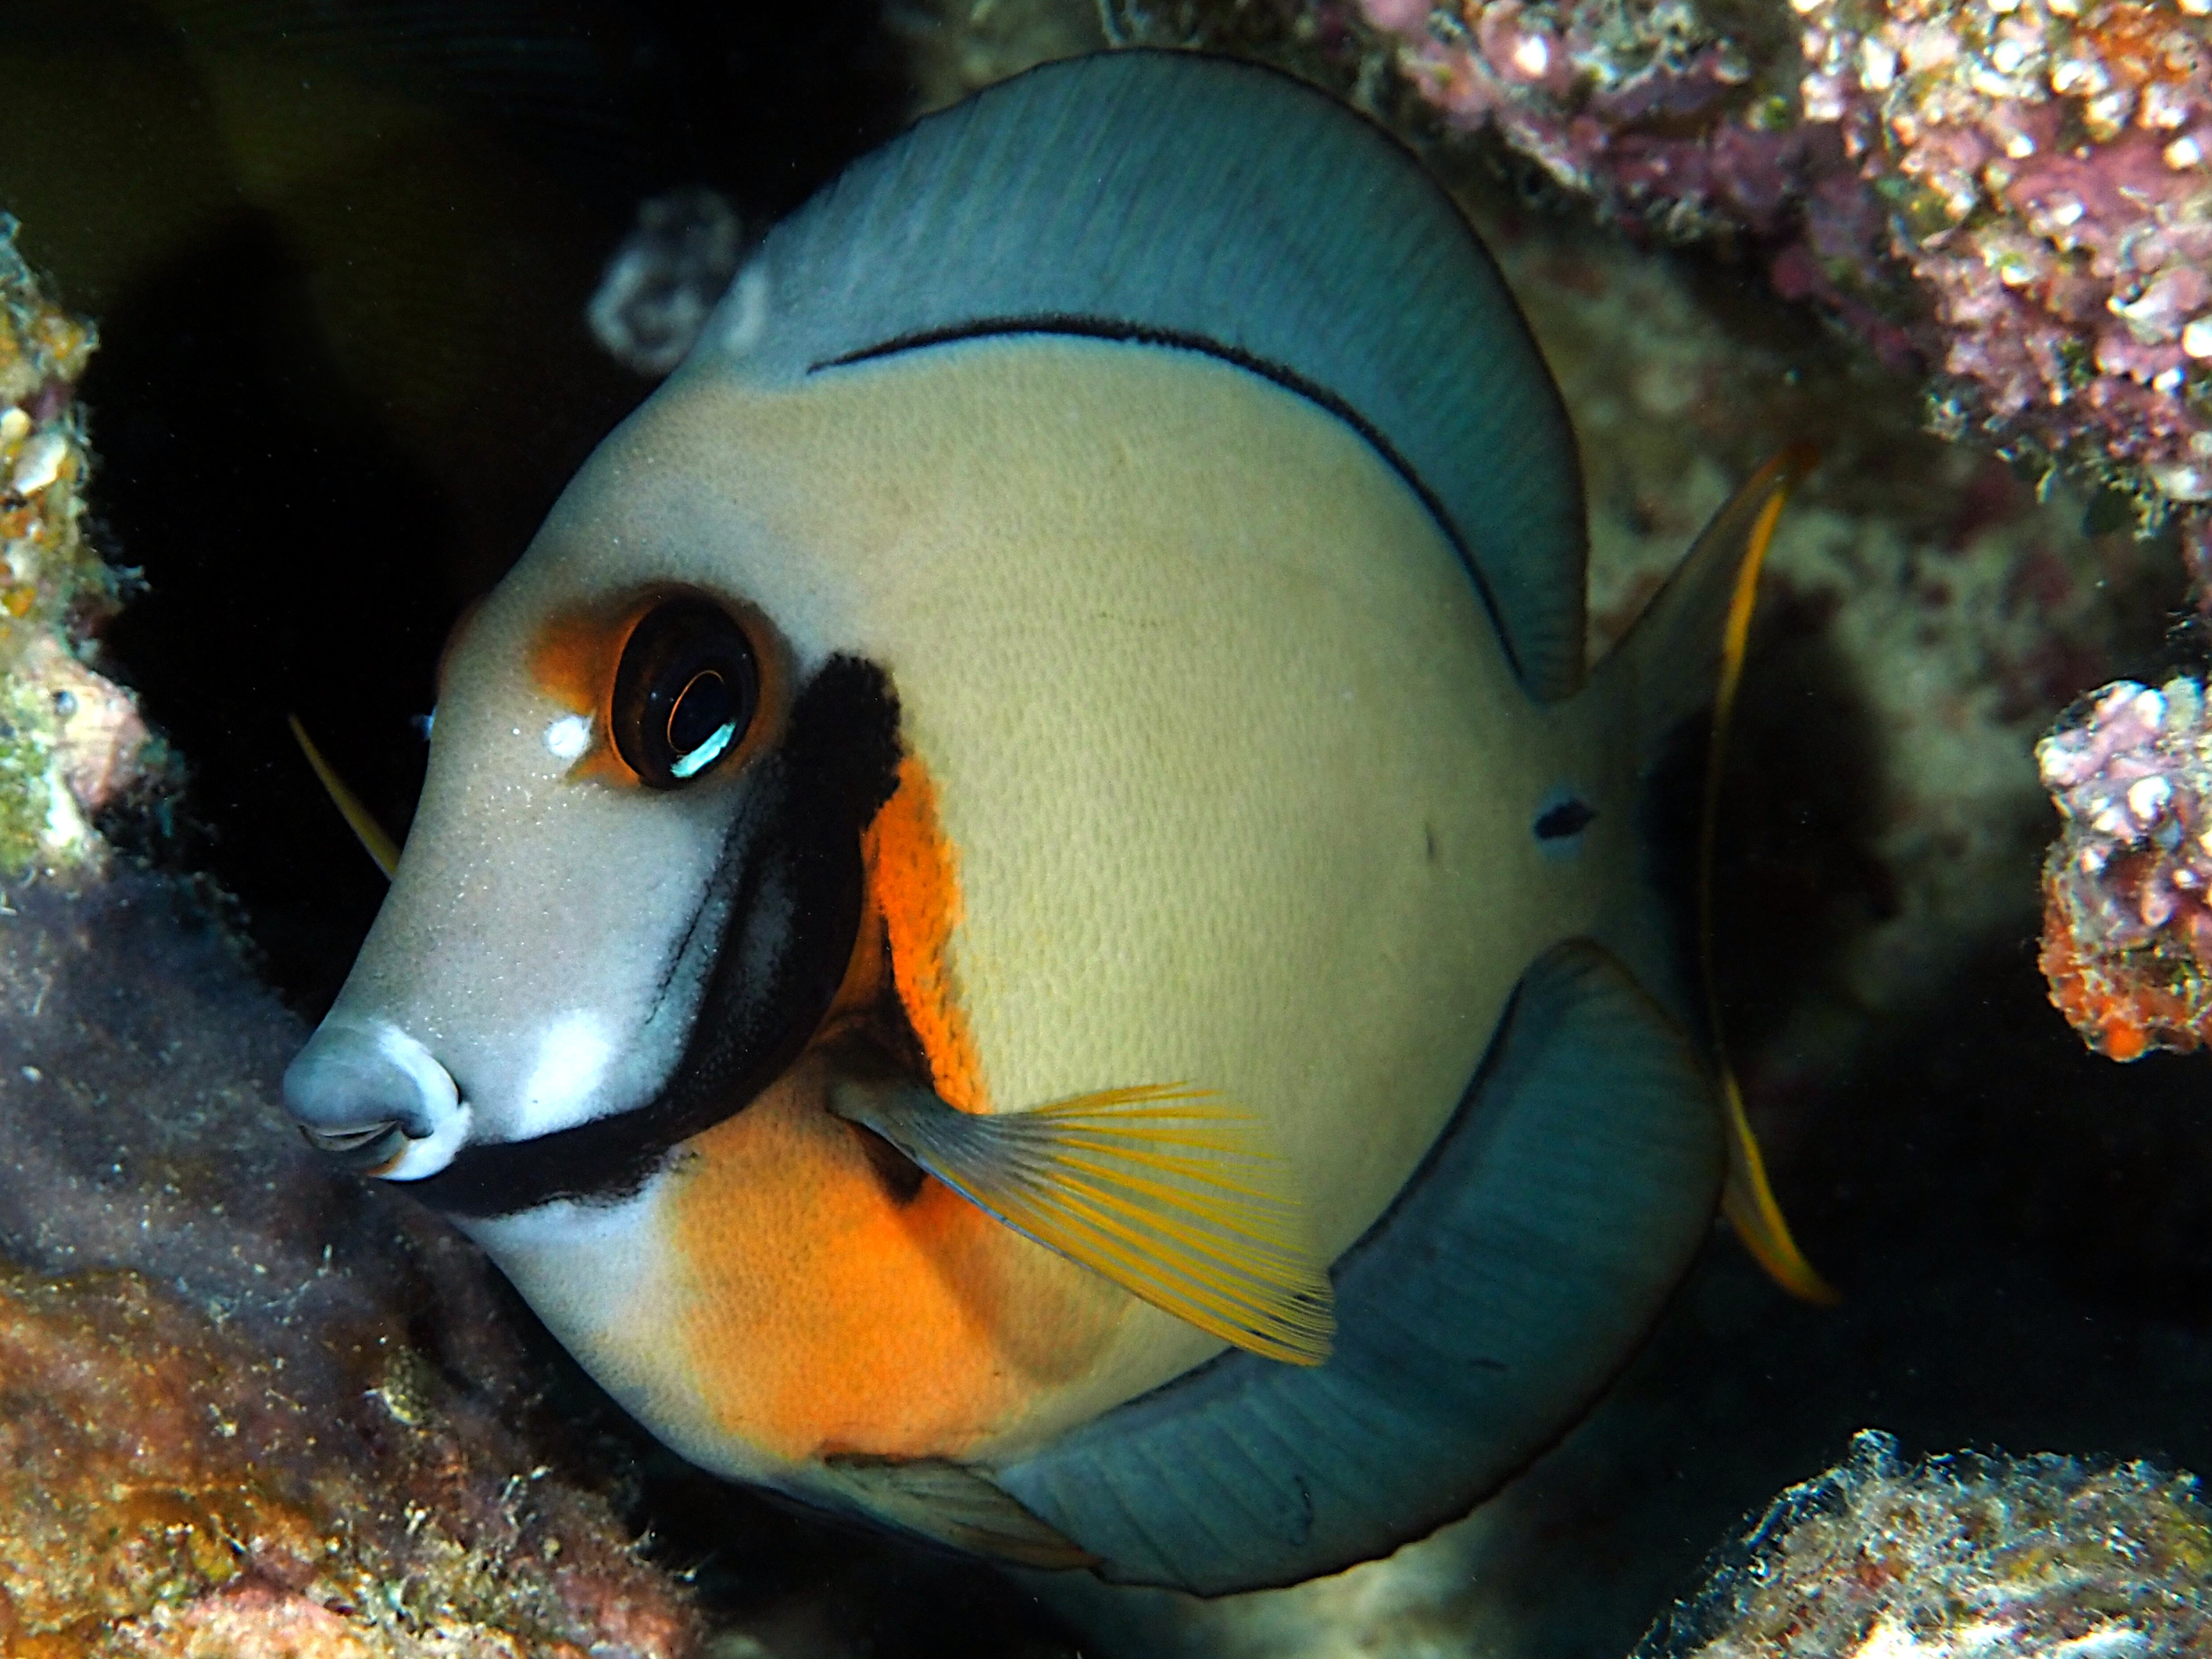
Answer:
xmin=667 ymin=670 xmax=732 ymax=755
xmin=611 ymin=597 xmax=759 ymax=789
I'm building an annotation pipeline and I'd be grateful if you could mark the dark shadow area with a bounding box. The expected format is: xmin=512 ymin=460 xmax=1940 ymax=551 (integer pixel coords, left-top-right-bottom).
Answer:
xmin=2 ymin=0 xmax=906 ymax=1012
xmin=1567 ymin=933 xmax=2212 ymax=1655
xmin=89 ymin=211 xmax=463 ymax=1008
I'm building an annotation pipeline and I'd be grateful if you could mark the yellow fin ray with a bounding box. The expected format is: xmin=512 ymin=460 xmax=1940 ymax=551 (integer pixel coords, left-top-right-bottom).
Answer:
xmin=288 ymin=714 xmax=401 ymax=880
xmin=829 ymin=1079 xmax=1336 ymax=1365
xmin=1695 ymin=447 xmax=1838 ymax=1305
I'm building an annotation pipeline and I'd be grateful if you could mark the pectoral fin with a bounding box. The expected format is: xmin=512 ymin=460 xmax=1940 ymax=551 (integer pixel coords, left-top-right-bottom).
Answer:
xmin=828 ymin=1079 xmax=1335 ymax=1365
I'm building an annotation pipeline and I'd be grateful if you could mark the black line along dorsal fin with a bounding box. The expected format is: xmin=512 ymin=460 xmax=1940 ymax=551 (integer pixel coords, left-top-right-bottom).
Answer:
xmin=989 ymin=941 xmax=1726 ymax=1594
xmin=691 ymin=50 xmax=1589 ymax=701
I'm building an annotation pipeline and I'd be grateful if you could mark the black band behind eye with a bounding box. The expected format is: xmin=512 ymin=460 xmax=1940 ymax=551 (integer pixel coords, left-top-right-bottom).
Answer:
xmin=611 ymin=597 xmax=760 ymax=788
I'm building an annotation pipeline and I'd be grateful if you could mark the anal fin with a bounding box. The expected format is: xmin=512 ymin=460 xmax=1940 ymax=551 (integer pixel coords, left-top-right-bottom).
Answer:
xmin=817 ymin=1455 xmax=1097 ymax=1571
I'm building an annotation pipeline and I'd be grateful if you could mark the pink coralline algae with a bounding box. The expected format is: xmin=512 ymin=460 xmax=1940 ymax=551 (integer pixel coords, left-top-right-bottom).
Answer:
xmin=2037 ymin=672 xmax=2212 ymax=1057
xmin=1356 ymin=0 xmax=2212 ymax=534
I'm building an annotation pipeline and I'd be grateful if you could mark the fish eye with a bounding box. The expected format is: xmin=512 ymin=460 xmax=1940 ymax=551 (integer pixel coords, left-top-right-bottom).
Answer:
xmin=611 ymin=597 xmax=760 ymax=788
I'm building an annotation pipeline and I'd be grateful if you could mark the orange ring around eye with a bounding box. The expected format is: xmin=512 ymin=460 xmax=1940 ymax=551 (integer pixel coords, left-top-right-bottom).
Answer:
xmin=528 ymin=587 xmax=788 ymax=787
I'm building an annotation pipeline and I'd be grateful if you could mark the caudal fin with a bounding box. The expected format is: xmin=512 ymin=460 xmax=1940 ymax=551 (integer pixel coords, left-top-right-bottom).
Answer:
xmin=1592 ymin=445 xmax=1834 ymax=1304
xmin=1602 ymin=447 xmax=1816 ymax=764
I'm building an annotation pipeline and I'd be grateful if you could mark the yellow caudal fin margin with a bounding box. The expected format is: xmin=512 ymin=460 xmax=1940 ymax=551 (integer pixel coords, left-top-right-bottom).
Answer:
xmin=1718 ymin=1072 xmax=1836 ymax=1303
xmin=288 ymin=714 xmax=401 ymax=880
xmin=830 ymin=1080 xmax=1336 ymax=1365
xmin=1698 ymin=446 xmax=1838 ymax=1306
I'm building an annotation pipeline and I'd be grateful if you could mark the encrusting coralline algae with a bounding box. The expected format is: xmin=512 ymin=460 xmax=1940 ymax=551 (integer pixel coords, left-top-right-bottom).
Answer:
xmin=1356 ymin=0 xmax=2212 ymax=581
xmin=0 ymin=875 xmax=703 ymax=1658
xmin=2037 ymin=671 xmax=2212 ymax=1056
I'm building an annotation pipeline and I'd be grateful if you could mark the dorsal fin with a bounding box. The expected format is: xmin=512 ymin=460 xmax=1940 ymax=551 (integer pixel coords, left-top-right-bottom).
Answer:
xmin=694 ymin=50 xmax=1589 ymax=699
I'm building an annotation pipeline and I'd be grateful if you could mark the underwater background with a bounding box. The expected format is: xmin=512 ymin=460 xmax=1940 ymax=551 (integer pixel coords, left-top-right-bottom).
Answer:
xmin=0 ymin=0 xmax=2208 ymax=1654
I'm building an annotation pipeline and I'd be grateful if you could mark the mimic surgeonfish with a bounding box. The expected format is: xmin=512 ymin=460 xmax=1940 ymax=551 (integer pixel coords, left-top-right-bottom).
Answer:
xmin=282 ymin=50 xmax=1808 ymax=1594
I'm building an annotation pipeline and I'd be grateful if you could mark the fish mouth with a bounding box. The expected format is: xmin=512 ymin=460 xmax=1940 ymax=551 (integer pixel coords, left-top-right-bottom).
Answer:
xmin=298 ymin=1118 xmax=409 ymax=1171
xmin=284 ymin=1017 xmax=473 ymax=1180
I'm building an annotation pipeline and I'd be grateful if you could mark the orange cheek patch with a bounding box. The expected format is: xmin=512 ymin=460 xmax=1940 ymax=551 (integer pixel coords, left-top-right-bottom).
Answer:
xmin=664 ymin=1068 xmax=1119 ymax=1463
xmin=864 ymin=756 xmax=988 ymax=1114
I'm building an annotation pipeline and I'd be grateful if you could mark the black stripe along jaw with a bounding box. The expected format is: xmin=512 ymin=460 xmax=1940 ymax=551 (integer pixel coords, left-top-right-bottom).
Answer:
xmin=409 ymin=654 xmax=905 ymax=1218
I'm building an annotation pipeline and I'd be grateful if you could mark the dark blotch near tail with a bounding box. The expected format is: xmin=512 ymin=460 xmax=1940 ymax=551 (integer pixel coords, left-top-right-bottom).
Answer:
xmin=1534 ymin=798 xmax=1597 ymax=841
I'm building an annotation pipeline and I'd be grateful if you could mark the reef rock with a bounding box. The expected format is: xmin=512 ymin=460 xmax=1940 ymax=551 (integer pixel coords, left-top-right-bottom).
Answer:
xmin=1341 ymin=0 xmax=2211 ymax=551
xmin=0 ymin=870 xmax=700 ymax=1658
xmin=1640 ymin=1429 xmax=2212 ymax=1657
xmin=2037 ymin=672 xmax=2212 ymax=1057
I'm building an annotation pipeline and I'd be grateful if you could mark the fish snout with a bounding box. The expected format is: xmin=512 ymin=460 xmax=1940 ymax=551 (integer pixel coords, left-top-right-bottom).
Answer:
xmin=283 ymin=1020 xmax=472 ymax=1180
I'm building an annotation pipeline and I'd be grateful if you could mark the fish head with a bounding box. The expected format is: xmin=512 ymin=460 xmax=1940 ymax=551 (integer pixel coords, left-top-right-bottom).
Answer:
xmin=280 ymin=385 xmax=901 ymax=1210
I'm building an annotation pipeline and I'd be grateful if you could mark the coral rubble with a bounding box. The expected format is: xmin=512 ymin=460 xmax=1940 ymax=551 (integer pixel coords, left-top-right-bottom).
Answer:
xmin=1355 ymin=0 xmax=2212 ymax=544
xmin=0 ymin=213 xmax=96 ymax=645
xmin=0 ymin=872 xmax=701 ymax=1659
xmin=1638 ymin=1430 xmax=2212 ymax=1657
xmin=2037 ymin=671 xmax=2212 ymax=1056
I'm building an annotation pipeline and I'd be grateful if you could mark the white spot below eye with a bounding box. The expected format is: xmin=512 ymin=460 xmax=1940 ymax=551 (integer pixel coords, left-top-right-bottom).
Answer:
xmin=518 ymin=1012 xmax=617 ymax=1139
xmin=670 ymin=719 xmax=738 ymax=779
xmin=545 ymin=713 xmax=593 ymax=761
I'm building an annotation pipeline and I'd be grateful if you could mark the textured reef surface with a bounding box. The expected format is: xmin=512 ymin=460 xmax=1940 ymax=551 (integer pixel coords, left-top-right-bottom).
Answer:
xmin=0 ymin=870 xmax=700 ymax=1657
xmin=1640 ymin=1431 xmax=2212 ymax=1656
xmin=2037 ymin=672 xmax=2212 ymax=1056
xmin=1351 ymin=0 xmax=2212 ymax=552
xmin=1 ymin=208 xmax=694 ymax=1659
xmin=0 ymin=218 xmax=160 ymax=879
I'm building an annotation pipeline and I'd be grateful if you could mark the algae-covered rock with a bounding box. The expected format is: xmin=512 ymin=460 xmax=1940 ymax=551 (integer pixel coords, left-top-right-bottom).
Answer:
xmin=0 ymin=215 xmax=162 ymax=880
xmin=1640 ymin=1430 xmax=2212 ymax=1657
xmin=0 ymin=871 xmax=702 ymax=1657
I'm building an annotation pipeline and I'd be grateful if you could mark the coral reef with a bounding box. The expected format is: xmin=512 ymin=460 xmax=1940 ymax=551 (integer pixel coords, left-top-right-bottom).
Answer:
xmin=894 ymin=0 xmax=1110 ymax=111
xmin=1802 ymin=0 xmax=2212 ymax=521
xmin=0 ymin=217 xmax=161 ymax=878
xmin=0 ymin=213 xmax=98 ymax=644
xmin=1637 ymin=1430 xmax=2212 ymax=1656
xmin=0 ymin=870 xmax=701 ymax=1659
xmin=2036 ymin=671 xmax=2212 ymax=1056
xmin=1350 ymin=0 xmax=2212 ymax=547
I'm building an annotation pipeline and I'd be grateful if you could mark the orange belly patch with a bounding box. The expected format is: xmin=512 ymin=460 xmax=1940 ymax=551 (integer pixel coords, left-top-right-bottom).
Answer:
xmin=662 ymin=1060 xmax=1123 ymax=1462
